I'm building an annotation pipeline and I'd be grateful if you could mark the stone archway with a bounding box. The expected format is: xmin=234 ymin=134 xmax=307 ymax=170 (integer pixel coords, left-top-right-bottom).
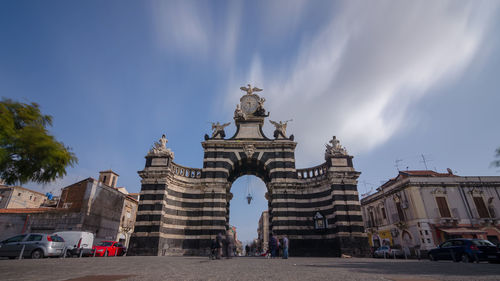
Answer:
xmin=128 ymin=86 xmax=369 ymax=257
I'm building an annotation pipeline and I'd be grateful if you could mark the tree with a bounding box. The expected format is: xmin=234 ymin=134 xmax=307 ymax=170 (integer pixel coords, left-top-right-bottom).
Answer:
xmin=0 ymin=99 xmax=77 ymax=185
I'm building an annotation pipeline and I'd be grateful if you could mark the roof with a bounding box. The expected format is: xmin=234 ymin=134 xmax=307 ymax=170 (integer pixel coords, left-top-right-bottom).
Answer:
xmin=0 ymin=185 xmax=47 ymax=197
xmin=378 ymin=170 xmax=456 ymax=190
xmin=99 ymin=170 xmax=120 ymax=176
xmin=398 ymin=170 xmax=455 ymax=177
xmin=0 ymin=207 xmax=64 ymax=214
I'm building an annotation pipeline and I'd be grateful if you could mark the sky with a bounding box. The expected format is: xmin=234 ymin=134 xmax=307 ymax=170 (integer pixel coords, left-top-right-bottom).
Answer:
xmin=1 ymin=0 xmax=500 ymax=244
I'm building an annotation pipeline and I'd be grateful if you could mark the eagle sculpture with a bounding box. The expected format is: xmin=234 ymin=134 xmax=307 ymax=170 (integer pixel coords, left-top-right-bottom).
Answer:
xmin=240 ymin=84 xmax=262 ymax=95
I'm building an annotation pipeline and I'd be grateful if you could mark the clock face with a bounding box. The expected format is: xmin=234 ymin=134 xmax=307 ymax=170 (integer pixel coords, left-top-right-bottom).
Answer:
xmin=241 ymin=95 xmax=259 ymax=114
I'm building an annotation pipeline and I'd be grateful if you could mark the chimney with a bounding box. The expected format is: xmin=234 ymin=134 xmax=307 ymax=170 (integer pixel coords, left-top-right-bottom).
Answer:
xmin=98 ymin=170 xmax=119 ymax=188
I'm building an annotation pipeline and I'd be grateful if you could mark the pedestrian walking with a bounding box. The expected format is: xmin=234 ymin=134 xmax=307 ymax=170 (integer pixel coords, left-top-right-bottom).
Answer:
xmin=282 ymin=235 xmax=289 ymax=259
xmin=216 ymin=232 xmax=223 ymax=259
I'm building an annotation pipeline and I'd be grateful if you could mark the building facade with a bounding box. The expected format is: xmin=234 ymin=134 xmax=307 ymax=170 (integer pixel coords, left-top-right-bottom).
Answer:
xmin=129 ymin=87 xmax=368 ymax=257
xmin=257 ymin=211 xmax=269 ymax=252
xmin=0 ymin=185 xmax=47 ymax=209
xmin=361 ymin=170 xmax=500 ymax=255
xmin=0 ymin=171 xmax=138 ymax=246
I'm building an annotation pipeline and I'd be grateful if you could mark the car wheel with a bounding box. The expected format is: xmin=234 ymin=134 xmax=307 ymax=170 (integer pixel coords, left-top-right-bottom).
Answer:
xmin=429 ymin=253 xmax=437 ymax=261
xmin=461 ymin=254 xmax=471 ymax=263
xmin=31 ymin=249 xmax=44 ymax=259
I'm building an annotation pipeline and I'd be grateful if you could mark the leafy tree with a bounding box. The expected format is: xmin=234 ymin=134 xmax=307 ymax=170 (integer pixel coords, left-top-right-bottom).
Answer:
xmin=0 ymin=99 xmax=77 ymax=185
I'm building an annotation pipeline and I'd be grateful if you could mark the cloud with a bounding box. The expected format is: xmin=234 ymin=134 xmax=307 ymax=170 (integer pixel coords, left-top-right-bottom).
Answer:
xmin=224 ymin=0 xmax=499 ymax=166
xmin=150 ymin=0 xmax=243 ymax=65
xmin=151 ymin=1 xmax=212 ymax=56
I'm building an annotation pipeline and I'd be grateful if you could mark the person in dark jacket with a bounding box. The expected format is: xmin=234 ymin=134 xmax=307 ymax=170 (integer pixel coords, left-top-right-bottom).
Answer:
xmin=215 ymin=233 xmax=223 ymax=259
xmin=269 ymin=233 xmax=277 ymax=258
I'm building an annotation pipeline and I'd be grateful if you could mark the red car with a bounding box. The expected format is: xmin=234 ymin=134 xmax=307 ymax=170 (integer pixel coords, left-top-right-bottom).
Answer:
xmin=92 ymin=241 xmax=126 ymax=257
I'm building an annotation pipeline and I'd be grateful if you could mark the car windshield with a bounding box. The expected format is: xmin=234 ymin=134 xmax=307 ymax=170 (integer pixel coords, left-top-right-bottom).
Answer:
xmin=378 ymin=246 xmax=388 ymax=250
xmin=472 ymin=240 xmax=495 ymax=246
xmin=97 ymin=241 xmax=114 ymax=247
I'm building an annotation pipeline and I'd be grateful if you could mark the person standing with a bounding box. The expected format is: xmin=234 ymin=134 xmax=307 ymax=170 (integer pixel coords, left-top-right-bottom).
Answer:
xmin=245 ymin=245 xmax=250 ymax=256
xmin=282 ymin=235 xmax=289 ymax=259
xmin=269 ymin=233 xmax=277 ymax=258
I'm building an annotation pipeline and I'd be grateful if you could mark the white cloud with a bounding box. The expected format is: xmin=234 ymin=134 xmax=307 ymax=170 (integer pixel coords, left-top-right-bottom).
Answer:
xmin=150 ymin=0 xmax=243 ymax=65
xmin=224 ymin=0 xmax=499 ymax=166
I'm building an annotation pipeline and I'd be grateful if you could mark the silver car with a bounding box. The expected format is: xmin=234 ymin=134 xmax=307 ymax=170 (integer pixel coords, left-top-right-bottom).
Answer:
xmin=0 ymin=233 xmax=65 ymax=259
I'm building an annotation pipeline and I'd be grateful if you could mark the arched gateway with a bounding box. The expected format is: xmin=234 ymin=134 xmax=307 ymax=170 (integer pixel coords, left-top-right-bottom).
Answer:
xmin=128 ymin=86 xmax=368 ymax=256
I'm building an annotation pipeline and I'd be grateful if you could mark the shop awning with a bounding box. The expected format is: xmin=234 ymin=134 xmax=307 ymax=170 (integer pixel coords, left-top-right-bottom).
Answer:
xmin=440 ymin=228 xmax=486 ymax=235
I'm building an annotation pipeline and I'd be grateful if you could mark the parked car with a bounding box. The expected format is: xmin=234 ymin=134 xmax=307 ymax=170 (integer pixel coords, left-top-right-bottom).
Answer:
xmin=373 ymin=246 xmax=403 ymax=258
xmin=0 ymin=233 xmax=65 ymax=259
xmin=53 ymin=231 xmax=95 ymax=257
xmin=428 ymin=239 xmax=500 ymax=263
xmin=92 ymin=241 xmax=126 ymax=257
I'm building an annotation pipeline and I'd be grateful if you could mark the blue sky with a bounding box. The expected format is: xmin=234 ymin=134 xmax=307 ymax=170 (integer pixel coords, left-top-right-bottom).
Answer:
xmin=2 ymin=0 xmax=500 ymax=243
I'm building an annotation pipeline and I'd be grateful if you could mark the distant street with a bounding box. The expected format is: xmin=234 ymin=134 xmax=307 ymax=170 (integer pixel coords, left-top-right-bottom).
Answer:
xmin=1 ymin=256 xmax=500 ymax=281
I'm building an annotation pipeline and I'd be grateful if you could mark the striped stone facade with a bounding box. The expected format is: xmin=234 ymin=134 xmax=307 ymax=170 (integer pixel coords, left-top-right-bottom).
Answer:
xmin=128 ymin=90 xmax=368 ymax=256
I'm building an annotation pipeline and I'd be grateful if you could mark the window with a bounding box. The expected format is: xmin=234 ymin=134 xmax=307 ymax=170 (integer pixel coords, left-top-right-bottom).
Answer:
xmin=381 ymin=207 xmax=387 ymax=219
xmin=103 ymin=176 xmax=107 ymax=183
xmin=27 ymin=234 xmax=43 ymax=242
xmin=425 ymin=230 xmax=429 ymax=235
xmin=421 ymin=238 xmax=425 ymax=243
xmin=441 ymin=241 xmax=453 ymax=248
xmin=427 ymin=239 xmax=431 ymax=243
xmin=473 ymin=197 xmax=490 ymax=218
xmin=4 ymin=234 xmax=27 ymax=243
xmin=419 ymin=230 xmax=423 ymax=235
xmin=18 ymin=192 xmax=21 ymax=196
xmin=369 ymin=211 xmax=375 ymax=226
xmin=112 ymin=176 xmax=116 ymax=187
xmin=435 ymin=197 xmax=451 ymax=217
xmin=29 ymin=195 xmax=32 ymax=200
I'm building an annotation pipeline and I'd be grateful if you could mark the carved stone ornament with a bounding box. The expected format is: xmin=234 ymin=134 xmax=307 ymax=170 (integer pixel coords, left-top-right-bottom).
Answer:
xmin=149 ymin=134 xmax=174 ymax=158
xmin=431 ymin=187 xmax=447 ymax=195
xmin=243 ymin=144 xmax=255 ymax=158
xmin=468 ymin=187 xmax=483 ymax=195
xmin=325 ymin=136 xmax=347 ymax=157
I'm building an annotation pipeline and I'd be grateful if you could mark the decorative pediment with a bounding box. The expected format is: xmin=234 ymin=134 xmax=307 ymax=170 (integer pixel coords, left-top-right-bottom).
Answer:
xmin=431 ymin=187 xmax=447 ymax=195
xmin=467 ymin=187 xmax=483 ymax=195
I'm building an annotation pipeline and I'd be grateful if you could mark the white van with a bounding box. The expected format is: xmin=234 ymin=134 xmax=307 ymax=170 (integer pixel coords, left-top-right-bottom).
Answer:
xmin=53 ymin=231 xmax=94 ymax=257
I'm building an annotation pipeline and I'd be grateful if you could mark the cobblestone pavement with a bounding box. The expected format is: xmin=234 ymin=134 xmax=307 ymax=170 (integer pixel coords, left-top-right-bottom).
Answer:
xmin=1 ymin=256 xmax=499 ymax=281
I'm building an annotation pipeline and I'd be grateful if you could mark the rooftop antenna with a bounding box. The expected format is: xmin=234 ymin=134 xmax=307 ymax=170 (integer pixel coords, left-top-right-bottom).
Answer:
xmin=420 ymin=154 xmax=433 ymax=170
xmin=394 ymin=159 xmax=403 ymax=172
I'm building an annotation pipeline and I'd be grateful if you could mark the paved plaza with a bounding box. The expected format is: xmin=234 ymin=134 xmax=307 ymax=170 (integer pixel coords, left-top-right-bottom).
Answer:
xmin=1 ymin=256 xmax=500 ymax=281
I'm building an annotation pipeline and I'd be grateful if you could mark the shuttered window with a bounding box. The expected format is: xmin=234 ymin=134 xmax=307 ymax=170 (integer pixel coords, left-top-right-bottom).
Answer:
xmin=435 ymin=197 xmax=451 ymax=217
xmin=473 ymin=197 xmax=490 ymax=218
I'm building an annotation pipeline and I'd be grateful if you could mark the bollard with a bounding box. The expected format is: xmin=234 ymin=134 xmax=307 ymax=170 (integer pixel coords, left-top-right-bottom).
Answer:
xmin=62 ymin=247 xmax=67 ymax=259
xmin=79 ymin=248 xmax=83 ymax=258
xmin=105 ymin=249 xmax=108 ymax=257
xmin=93 ymin=249 xmax=96 ymax=258
xmin=114 ymin=248 xmax=118 ymax=257
xmin=383 ymin=251 xmax=386 ymax=259
xmin=18 ymin=245 xmax=26 ymax=260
